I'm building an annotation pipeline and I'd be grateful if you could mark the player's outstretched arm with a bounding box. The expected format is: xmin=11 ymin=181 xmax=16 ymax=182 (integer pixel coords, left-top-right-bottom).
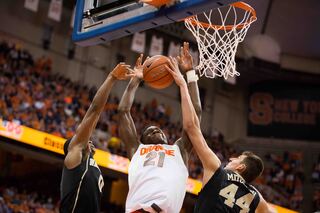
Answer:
xmin=175 ymin=42 xmax=202 ymax=164
xmin=64 ymin=63 xmax=134 ymax=169
xmin=166 ymin=57 xmax=221 ymax=185
xmin=118 ymin=54 xmax=144 ymax=159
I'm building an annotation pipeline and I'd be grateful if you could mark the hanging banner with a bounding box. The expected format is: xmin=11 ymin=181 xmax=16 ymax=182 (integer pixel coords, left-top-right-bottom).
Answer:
xmin=149 ymin=35 xmax=163 ymax=56
xmin=48 ymin=0 xmax=63 ymax=22
xmin=248 ymin=81 xmax=320 ymax=141
xmin=24 ymin=0 xmax=39 ymax=12
xmin=168 ymin=42 xmax=180 ymax=57
xmin=131 ymin=32 xmax=146 ymax=54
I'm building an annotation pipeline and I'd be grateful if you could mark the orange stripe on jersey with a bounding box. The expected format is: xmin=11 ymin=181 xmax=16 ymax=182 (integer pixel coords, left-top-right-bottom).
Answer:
xmin=140 ymin=145 xmax=175 ymax=156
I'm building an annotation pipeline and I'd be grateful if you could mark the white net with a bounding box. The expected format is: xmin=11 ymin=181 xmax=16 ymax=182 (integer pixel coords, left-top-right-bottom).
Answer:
xmin=184 ymin=2 xmax=257 ymax=79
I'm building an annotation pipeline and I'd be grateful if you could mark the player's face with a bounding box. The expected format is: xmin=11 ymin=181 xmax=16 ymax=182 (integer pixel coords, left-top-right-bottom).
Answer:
xmin=141 ymin=126 xmax=168 ymax=145
xmin=88 ymin=141 xmax=96 ymax=155
xmin=224 ymin=155 xmax=246 ymax=171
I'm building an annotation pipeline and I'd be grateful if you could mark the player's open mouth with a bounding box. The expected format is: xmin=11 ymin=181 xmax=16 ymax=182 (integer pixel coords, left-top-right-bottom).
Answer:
xmin=152 ymin=130 xmax=161 ymax=135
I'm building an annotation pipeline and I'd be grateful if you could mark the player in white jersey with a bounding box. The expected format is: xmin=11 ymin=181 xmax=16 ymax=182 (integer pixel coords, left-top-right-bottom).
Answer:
xmin=118 ymin=42 xmax=202 ymax=213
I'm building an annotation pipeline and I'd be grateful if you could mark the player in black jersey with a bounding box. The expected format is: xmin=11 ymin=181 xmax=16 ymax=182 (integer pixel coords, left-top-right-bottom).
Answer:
xmin=60 ymin=63 xmax=134 ymax=213
xmin=166 ymin=60 xmax=276 ymax=213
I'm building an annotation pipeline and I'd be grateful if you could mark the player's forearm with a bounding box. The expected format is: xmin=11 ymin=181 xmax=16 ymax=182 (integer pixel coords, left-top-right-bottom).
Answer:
xmin=89 ymin=74 xmax=117 ymax=114
xmin=179 ymin=81 xmax=202 ymax=153
xmin=118 ymin=77 xmax=141 ymax=158
xmin=180 ymin=83 xmax=199 ymax=130
xmin=118 ymin=77 xmax=142 ymax=112
xmin=188 ymin=81 xmax=202 ymax=122
xmin=72 ymin=73 xmax=117 ymax=147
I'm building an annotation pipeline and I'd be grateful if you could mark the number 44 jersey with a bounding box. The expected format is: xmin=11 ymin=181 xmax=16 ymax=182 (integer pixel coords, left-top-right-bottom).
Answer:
xmin=194 ymin=167 xmax=260 ymax=213
xmin=126 ymin=144 xmax=188 ymax=213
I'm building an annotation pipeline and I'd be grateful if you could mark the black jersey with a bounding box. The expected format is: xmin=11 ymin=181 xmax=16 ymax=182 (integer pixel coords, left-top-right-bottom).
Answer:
xmin=60 ymin=139 xmax=104 ymax=213
xmin=194 ymin=167 xmax=260 ymax=213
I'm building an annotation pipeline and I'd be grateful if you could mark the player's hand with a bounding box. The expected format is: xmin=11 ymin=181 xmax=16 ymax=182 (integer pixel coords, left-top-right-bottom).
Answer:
xmin=111 ymin=63 xmax=135 ymax=80
xmin=166 ymin=56 xmax=186 ymax=87
xmin=133 ymin=54 xmax=145 ymax=79
xmin=177 ymin=42 xmax=193 ymax=73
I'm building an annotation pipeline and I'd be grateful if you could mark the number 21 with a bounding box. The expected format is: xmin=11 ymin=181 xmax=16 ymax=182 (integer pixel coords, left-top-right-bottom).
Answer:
xmin=143 ymin=151 xmax=165 ymax=167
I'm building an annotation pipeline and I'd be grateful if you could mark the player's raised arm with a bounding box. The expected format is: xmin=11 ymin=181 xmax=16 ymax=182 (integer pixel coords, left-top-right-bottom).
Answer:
xmin=64 ymin=63 xmax=134 ymax=169
xmin=118 ymin=54 xmax=145 ymax=159
xmin=166 ymin=57 xmax=221 ymax=185
xmin=178 ymin=42 xmax=202 ymax=121
xmin=175 ymin=42 xmax=202 ymax=164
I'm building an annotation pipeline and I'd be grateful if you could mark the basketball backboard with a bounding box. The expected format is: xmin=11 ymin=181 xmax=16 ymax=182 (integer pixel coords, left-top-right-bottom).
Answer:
xmin=72 ymin=0 xmax=237 ymax=46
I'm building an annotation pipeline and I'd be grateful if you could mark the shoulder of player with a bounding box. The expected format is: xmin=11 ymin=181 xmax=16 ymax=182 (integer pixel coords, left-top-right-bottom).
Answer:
xmin=64 ymin=137 xmax=87 ymax=155
xmin=64 ymin=150 xmax=90 ymax=170
xmin=255 ymin=193 xmax=275 ymax=213
xmin=249 ymin=184 xmax=260 ymax=194
xmin=200 ymin=166 xmax=225 ymax=188
xmin=250 ymin=185 xmax=267 ymax=205
xmin=64 ymin=138 xmax=90 ymax=169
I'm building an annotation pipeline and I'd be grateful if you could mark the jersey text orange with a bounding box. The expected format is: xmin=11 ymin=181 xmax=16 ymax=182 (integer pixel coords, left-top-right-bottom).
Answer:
xmin=140 ymin=145 xmax=175 ymax=156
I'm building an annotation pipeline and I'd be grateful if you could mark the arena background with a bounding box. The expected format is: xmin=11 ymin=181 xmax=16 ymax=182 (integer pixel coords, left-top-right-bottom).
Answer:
xmin=0 ymin=0 xmax=319 ymax=212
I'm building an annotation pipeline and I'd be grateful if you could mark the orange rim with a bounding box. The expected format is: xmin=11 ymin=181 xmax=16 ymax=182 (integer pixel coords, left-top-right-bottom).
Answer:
xmin=185 ymin=1 xmax=257 ymax=30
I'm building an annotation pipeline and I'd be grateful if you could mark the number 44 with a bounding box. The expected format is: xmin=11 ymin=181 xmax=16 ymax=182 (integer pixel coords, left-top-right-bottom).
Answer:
xmin=219 ymin=184 xmax=254 ymax=213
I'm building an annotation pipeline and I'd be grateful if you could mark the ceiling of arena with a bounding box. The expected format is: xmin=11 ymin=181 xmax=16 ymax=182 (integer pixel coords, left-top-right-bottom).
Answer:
xmin=245 ymin=0 xmax=320 ymax=59
xmin=62 ymin=0 xmax=320 ymax=59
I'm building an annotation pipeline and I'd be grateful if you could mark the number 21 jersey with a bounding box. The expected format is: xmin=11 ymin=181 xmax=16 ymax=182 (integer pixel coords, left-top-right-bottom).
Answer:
xmin=126 ymin=144 xmax=188 ymax=213
xmin=194 ymin=167 xmax=260 ymax=213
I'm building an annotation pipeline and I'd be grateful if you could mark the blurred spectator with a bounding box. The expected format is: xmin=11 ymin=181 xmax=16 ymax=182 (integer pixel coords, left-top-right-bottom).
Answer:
xmin=261 ymin=152 xmax=304 ymax=210
xmin=0 ymin=185 xmax=124 ymax=213
xmin=314 ymin=187 xmax=320 ymax=212
xmin=0 ymin=186 xmax=58 ymax=213
xmin=312 ymin=155 xmax=320 ymax=183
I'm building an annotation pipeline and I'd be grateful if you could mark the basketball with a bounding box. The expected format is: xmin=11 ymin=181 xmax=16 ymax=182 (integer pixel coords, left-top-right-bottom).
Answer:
xmin=144 ymin=0 xmax=172 ymax=8
xmin=143 ymin=55 xmax=173 ymax=89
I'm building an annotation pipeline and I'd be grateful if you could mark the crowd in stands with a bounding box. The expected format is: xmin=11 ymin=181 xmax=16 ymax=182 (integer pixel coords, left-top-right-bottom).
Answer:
xmin=253 ymin=152 xmax=304 ymax=209
xmin=313 ymin=155 xmax=320 ymax=212
xmin=314 ymin=187 xmax=320 ymax=212
xmin=312 ymin=154 xmax=320 ymax=183
xmin=0 ymin=188 xmax=125 ymax=213
xmin=0 ymin=172 xmax=60 ymax=213
xmin=0 ymin=186 xmax=58 ymax=213
xmin=0 ymin=40 xmax=310 ymax=211
xmin=0 ymin=184 xmax=124 ymax=213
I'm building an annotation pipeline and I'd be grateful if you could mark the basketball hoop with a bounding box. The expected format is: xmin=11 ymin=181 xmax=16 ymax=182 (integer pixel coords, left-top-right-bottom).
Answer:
xmin=184 ymin=2 xmax=257 ymax=79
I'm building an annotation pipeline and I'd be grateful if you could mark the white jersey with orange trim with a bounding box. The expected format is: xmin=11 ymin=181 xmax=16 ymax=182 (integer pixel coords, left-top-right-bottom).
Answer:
xmin=126 ymin=144 xmax=188 ymax=213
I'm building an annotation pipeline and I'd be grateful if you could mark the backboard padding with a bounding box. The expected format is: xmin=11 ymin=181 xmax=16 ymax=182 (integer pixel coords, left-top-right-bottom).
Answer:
xmin=72 ymin=0 xmax=237 ymax=46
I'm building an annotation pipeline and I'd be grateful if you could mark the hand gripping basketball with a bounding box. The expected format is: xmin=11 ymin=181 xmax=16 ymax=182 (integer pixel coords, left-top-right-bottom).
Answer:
xmin=165 ymin=57 xmax=186 ymax=87
xmin=111 ymin=63 xmax=135 ymax=80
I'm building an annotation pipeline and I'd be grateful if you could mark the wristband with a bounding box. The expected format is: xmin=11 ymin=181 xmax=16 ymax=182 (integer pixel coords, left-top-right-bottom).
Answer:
xmin=186 ymin=70 xmax=199 ymax=83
